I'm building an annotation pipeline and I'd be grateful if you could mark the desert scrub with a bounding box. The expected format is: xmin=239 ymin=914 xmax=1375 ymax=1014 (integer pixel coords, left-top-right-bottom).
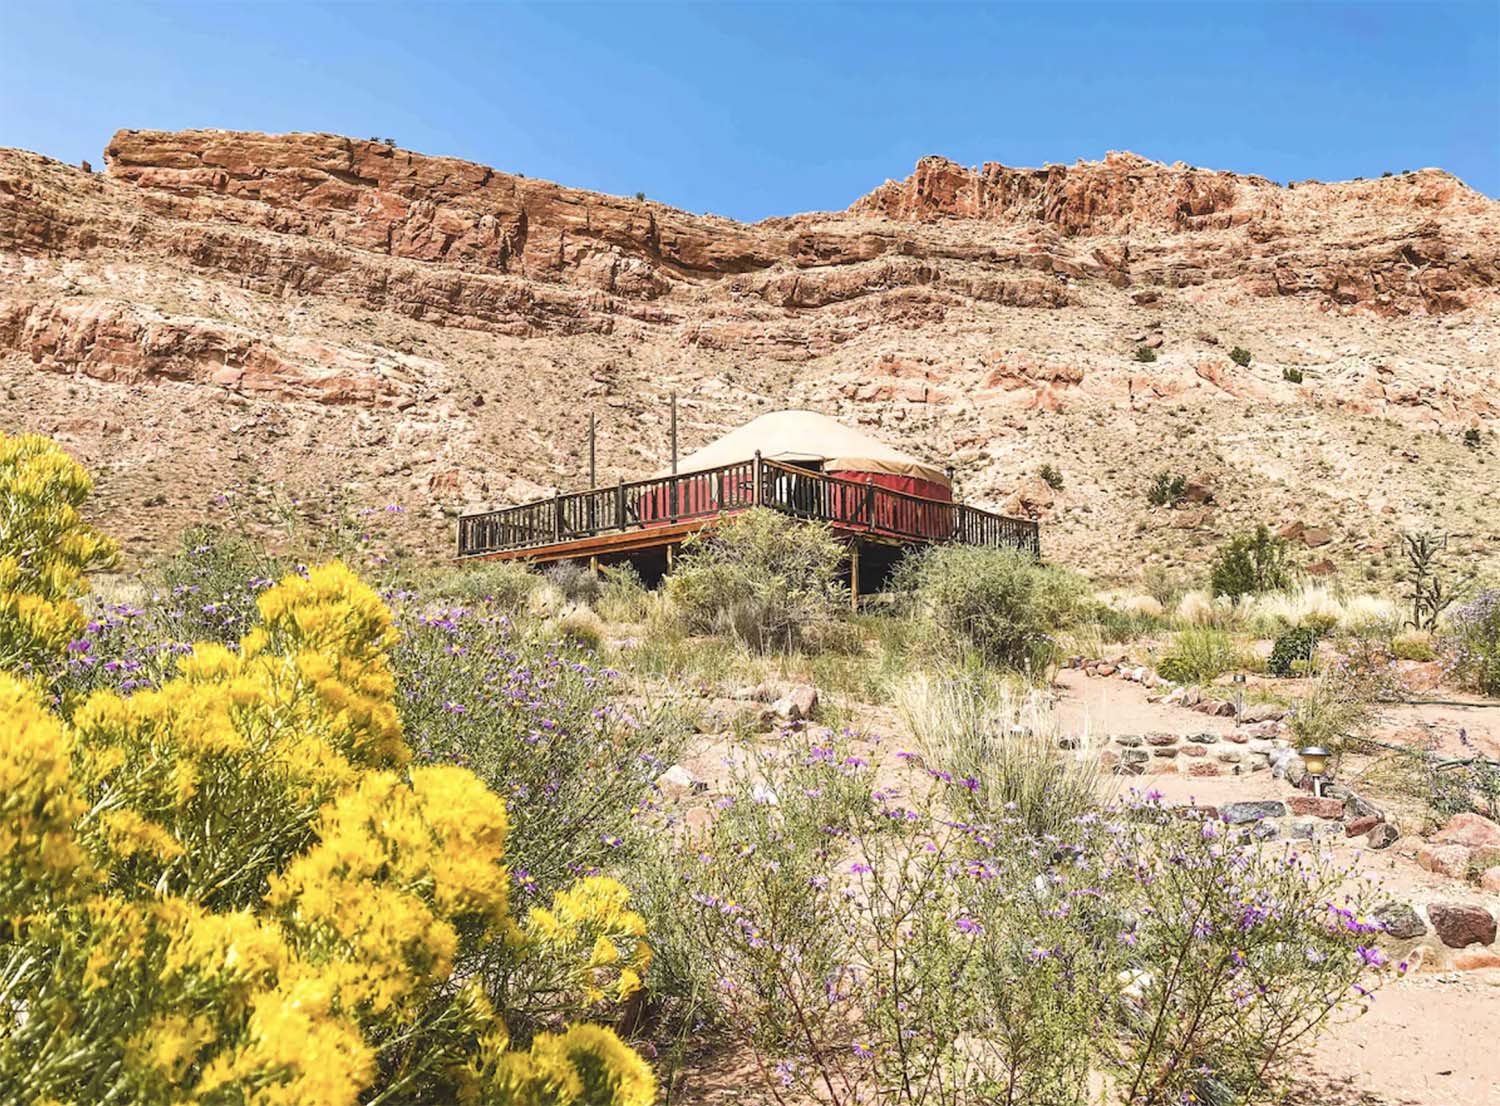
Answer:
xmin=1210 ymin=525 xmax=1291 ymax=599
xmin=1038 ymin=461 xmax=1064 ymax=490
xmin=1229 ymin=345 xmax=1253 ymax=367
xmin=1268 ymin=624 xmax=1323 ymax=677
xmin=417 ymin=558 xmax=539 ymax=613
xmin=1146 ymin=471 xmax=1186 ymax=507
xmin=1134 ymin=344 xmax=1158 ymax=363
xmin=1156 ymin=626 xmax=1243 ymax=684
xmin=595 ymin=561 xmax=652 ymax=622
xmin=1445 ymin=589 xmax=1500 ymax=695
xmin=546 ymin=558 xmax=604 ymax=606
xmin=150 ymin=523 xmax=286 ymax=645
xmin=667 ymin=507 xmax=847 ymax=652
xmin=894 ymin=544 xmax=1083 ymax=676
xmin=895 ymin=670 xmax=1105 ymax=835
xmin=391 ymin=597 xmax=680 ymax=894
xmin=0 ymin=439 xmax=657 ymax=1106
xmin=636 ymin=729 xmax=1393 ymax=1106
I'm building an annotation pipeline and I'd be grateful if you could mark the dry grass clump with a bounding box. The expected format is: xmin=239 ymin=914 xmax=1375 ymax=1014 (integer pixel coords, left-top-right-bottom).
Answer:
xmin=894 ymin=671 xmax=1108 ymax=835
xmin=551 ymin=604 xmax=606 ymax=650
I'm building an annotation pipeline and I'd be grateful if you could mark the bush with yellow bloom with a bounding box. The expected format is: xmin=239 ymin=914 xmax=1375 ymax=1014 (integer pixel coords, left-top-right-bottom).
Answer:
xmin=0 ymin=436 xmax=655 ymax=1106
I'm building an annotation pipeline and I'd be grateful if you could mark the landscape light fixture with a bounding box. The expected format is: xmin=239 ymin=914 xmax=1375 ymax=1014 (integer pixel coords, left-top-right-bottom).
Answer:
xmin=1299 ymin=746 xmax=1331 ymax=797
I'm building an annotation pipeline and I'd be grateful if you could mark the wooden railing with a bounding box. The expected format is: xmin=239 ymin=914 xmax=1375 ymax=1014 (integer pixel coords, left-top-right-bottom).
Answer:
xmin=456 ymin=455 xmax=1039 ymax=559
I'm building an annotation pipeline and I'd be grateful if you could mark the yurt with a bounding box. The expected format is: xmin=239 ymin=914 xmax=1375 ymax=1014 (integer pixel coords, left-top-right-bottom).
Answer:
xmin=639 ymin=410 xmax=953 ymax=537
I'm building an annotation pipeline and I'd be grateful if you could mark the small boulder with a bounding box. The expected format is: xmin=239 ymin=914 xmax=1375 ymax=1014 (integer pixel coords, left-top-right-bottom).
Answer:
xmin=1453 ymin=949 xmax=1500 ymax=971
xmin=772 ymin=685 xmax=819 ymax=722
xmin=1222 ymin=801 xmax=1288 ymax=825
xmin=1187 ymin=732 xmax=1219 ymax=744
xmin=1366 ymin=823 xmax=1400 ymax=849
xmin=1115 ymin=734 xmax=1144 ymax=748
xmin=1345 ymin=815 xmax=1381 ymax=837
xmin=1372 ymin=901 xmax=1426 ymax=940
xmin=1482 ymin=867 xmax=1500 ymax=894
xmin=1417 ymin=844 xmax=1472 ymax=879
xmin=1433 ymin=812 xmax=1500 ymax=850
xmin=1427 ymin=902 xmax=1497 ymax=949
xmin=1240 ymin=703 xmax=1286 ymax=724
xmin=1286 ymin=795 xmax=1345 ymax=819
xmin=1187 ymin=762 xmax=1221 ymax=778
xmin=656 ymin=764 xmax=705 ymax=797
xmin=1146 ymin=733 xmax=1178 ymax=747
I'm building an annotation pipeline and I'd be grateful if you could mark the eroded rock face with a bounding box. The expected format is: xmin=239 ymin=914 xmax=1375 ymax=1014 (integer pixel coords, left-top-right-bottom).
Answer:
xmin=0 ymin=129 xmax=1497 ymax=565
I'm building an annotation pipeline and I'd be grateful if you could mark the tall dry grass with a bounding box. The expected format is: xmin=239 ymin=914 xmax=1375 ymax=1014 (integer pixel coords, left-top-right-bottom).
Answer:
xmin=894 ymin=672 xmax=1109 ymax=835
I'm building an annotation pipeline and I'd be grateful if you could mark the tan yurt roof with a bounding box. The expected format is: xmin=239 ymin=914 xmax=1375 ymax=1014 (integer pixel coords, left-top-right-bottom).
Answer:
xmin=664 ymin=410 xmax=950 ymax=487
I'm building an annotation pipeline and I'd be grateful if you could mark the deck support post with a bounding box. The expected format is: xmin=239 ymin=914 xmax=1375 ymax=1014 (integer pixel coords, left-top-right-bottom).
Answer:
xmin=849 ymin=541 xmax=860 ymax=614
xmin=589 ymin=555 xmax=599 ymax=577
xmin=616 ymin=477 xmax=626 ymax=531
xmin=752 ymin=450 xmax=763 ymax=506
xmin=553 ymin=491 xmax=563 ymax=542
xmin=666 ymin=543 xmax=675 ymax=573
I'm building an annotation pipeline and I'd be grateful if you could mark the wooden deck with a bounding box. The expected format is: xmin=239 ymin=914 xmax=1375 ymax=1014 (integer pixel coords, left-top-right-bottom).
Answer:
xmin=457 ymin=454 xmax=1039 ymax=566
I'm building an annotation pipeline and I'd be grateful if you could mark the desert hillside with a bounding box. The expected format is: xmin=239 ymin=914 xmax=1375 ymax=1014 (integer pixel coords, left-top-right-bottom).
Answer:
xmin=1 ymin=129 xmax=1496 ymax=580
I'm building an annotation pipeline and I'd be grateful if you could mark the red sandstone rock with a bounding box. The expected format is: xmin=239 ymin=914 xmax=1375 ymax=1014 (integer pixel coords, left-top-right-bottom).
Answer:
xmin=1433 ymin=812 xmax=1500 ymax=850
xmin=1427 ymin=902 xmax=1497 ymax=949
xmin=1417 ymin=844 xmax=1473 ymax=879
xmin=1286 ymin=795 xmax=1345 ymax=819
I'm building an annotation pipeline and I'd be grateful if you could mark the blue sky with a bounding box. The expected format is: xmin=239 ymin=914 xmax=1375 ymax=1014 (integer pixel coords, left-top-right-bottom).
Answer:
xmin=2 ymin=2 xmax=1496 ymax=218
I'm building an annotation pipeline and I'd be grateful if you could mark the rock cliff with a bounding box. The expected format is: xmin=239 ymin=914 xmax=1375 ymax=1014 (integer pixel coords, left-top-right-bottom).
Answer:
xmin=1 ymin=129 xmax=1496 ymax=578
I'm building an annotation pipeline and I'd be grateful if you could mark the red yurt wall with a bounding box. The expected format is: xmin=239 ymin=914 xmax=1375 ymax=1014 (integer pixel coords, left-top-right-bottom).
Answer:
xmin=826 ymin=469 xmax=953 ymax=540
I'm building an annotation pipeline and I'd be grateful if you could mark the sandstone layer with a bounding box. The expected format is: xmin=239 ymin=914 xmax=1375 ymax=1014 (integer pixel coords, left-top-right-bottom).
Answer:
xmin=1 ymin=129 xmax=1496 ymax=579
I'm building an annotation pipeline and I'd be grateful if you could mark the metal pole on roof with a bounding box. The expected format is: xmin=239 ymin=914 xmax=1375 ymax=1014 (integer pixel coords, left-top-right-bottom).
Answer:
xmin=588 ymin=412 xmax=597 ymax=489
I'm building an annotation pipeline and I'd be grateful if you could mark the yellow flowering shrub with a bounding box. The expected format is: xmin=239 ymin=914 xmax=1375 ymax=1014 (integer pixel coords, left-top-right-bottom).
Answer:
xmin=0 ymin=432 xmax=116 ymax=669
xmin=0 ymin=444 xmax=656 ymax=1106
xmin=524 ymin=875 xmax=654 ymax=1008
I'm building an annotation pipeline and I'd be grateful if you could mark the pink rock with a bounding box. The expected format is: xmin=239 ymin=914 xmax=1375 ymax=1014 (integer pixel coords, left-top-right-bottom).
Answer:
xmin=1434 ymin=812 xmax=1500 ymax=850
xmin=1481 ymin=867 xmax=1500 ymax=894
xmin=1345 ymin=815 xmax=1381 ymax=837
xmin=1286 ymin=795 xmax=1344 ymax=819
xmin=1417 ymin=844 xmax=1472 ymax=879
xmin=1427 ymin=902 xmax=1498 ymax=949
xmin=1453 ymin=949 xmax=1500 ymax=971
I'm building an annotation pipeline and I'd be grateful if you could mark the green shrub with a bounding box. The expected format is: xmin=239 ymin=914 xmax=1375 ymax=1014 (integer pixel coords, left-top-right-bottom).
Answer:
xmin=1447 ymin=590 xmax=1500 ymax=696
xmin=393 ymin=597 xmax=677 ymax=892
xmin=1142 ymin=564 xmax=1186 ymax=607
xmin=151 ymin=524 xmax=286 ymax=645
xmin=1268 ymin=624 xmax=1323 ymax=677
xmin=1230 ymin=346 xmax=1252 ymax=367
xmin=1210 ymin=525 xmax=1291 ymax=599
xmin=1038 ymin=462 xmax=1064 ymax=490
xmin=1146 ymin=471 xmax=1187 ymax=507
xmin=1133 ymin=345 xmax=1158 ymax=363
xmin=1156 ymin=626 xmax=1242 ymax=684
xmin=1283 ymin=366 xmax=1304 ymax=383
xmin=596 ymin=562 xmax=652 ymax=622
xmin=894 ymin=545 xmax=1082 ymax=675
xmin=1390 ymin=629 xmax=1437 ymax=661
xmin=666 ymin=508 xmax=846 ymax=653
xmin=546 ymin=559 xmax=603 ymax=605
xmin=634 ymin=730 xmax=1391 ymax=1106
xmin=425 ymin=559 xmax=538 ymax=613
xmin=1464 ymin=427 xmax=1483 ymax=448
